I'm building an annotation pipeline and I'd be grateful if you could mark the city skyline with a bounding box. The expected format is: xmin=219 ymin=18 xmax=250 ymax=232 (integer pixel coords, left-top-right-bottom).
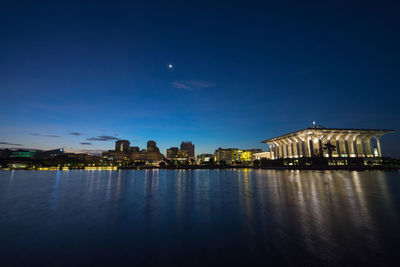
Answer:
xmin=1 ymin=1 xmax=399 ymax=157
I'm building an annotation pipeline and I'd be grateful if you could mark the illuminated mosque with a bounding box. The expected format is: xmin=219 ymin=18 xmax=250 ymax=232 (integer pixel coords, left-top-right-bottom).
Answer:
xmin=260 ymin=123 xmax=394 ymax=159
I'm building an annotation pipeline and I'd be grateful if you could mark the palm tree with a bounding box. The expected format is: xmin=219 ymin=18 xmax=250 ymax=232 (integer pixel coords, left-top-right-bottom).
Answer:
xmin=323 ymin=142 xmax=336 ymax=158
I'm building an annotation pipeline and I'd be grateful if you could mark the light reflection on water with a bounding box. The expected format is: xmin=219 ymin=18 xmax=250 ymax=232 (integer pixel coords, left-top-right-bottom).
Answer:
xmin=0 ymin=169 xmax=400 ymax=266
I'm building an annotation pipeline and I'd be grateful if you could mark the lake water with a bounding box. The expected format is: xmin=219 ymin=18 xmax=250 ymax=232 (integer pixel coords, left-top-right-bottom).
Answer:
xmin=1 ymin=169 xmax=400 ymax=266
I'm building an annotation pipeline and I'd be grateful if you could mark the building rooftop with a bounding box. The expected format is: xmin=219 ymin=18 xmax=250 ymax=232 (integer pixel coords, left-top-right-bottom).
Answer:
xmin=261 ymin=127 xmax=395 ymax=143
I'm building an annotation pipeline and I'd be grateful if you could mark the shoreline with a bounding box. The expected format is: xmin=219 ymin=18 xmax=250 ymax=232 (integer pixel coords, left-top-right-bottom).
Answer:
xmin=1 ymin=166 xmax=399 ymax=171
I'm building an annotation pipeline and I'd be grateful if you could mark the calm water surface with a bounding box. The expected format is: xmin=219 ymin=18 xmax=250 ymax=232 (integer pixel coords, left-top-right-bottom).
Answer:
xmin=1 ymin=169 xmax=400 ymax=266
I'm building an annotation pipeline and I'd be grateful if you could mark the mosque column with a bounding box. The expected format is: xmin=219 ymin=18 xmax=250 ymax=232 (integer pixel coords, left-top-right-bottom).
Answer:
xmin=354 ymin=137 xmax=361 ymax=157
xmin=359 ymin=138 xmax=364 ymax=157
xmin=273 ymin=143 xmax=278 ymax=159
xmin=356 ymin=137 xmax=364 ymax=157
xmin=284 ymin=142 xmax=288 ymax=158
xmin=272 ymin=144 xmax=276 ymax=159
xmin=268 ymin=144 xmax=273 ymax=159
xmin=344 ymin=139 xmax=350 ymax=157
xmin=305 ymin=138 xmax=311 ymax=157
xmin=285 ymin=142 xmax=290 ymax=158
xmin=361 ymin=137 xmax=367 ymax=157
xmin=277 ymin=142 xmax=282 ymax=159
xmin=352 ymin=138 xmax=358 ymax=157
xmin=271 ymin=143 xmax=276 ymax=159
xmin=375 ymin=136 xmax=382 ymax=157
xmin=340 ymin=138 xmax=347 ymax=157
xmin=364 ymin=137 xmax=372 ymax=157
xmin=292 ymin=138 xmax=298 ymax=157
xmin=293 ymin=140 xmax=298 ymax=157
xmin=346 ymin=136 xmax=355 ymax=157
xmin=285 ymin=141 xmax=289 ymax=158
xmin=278 ymin=142 xmax=282 ymax=158
xmin=300 ymin=140 xmax=304 ymax=157
xmin=272 ymin=145 xmax=276 ymax=159
xmin=289 ymin=142 xmax=294 ymax=158
xmin=336 ymin=139 xmax=341 ymax=157
xmin=296 ymin=141 xmax=302 ymax=157
xmin=318 ymin=139 xmax=324 ymax=157
xmin=308 ymin=138 xmax=313 ymax=157
xmin=275 ymin=143 xmax=280 ymax=159
xmin=353 ymin=137 xmax=359 ymax=157
xmin=304 ymin=139 xmax=310 ymax=157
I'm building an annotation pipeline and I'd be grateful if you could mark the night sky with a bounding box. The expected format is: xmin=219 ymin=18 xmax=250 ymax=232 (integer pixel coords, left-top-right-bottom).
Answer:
xmin=1 ymin=1 xmax=399 ymax=156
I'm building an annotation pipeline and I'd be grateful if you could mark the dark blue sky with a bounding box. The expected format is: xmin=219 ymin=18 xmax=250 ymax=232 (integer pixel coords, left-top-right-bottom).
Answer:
xmin=1 ymin=0 xmax=399 ymax=156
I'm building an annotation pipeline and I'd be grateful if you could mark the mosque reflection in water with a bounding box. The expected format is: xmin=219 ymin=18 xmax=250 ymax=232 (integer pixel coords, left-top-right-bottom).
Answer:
xmin=1 ymin=169 xmax=399 ymax=266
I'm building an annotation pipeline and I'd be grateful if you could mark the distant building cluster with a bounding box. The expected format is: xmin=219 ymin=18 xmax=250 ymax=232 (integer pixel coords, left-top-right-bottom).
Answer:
xmin=103 ymin=139 xmax=263 ymax=165
xmin=102 ymin=140 xmax=199 ymax=164
xmin=166 ymin=141 xmax=195 ymax=163
xmin=102 ymin=140 xmax=164 ymax=162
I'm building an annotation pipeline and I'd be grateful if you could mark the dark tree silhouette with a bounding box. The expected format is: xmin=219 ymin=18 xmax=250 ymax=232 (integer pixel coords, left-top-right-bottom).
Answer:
xmin=323 ymin=142 xmax=336 ymax=158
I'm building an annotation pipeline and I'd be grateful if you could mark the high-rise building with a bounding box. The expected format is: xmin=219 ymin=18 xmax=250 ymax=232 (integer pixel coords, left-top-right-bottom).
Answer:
xmin=147 ymin=140 xmax=159 ymax=152
xmin=180 ymin=141 xmax=194 ymax=159
xmin=115 ymin=140 xmax=130 ymax=153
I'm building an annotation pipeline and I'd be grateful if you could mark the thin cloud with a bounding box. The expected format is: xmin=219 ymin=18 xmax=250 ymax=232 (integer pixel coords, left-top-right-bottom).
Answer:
xmin=172 ymin=81 xmax=193 ymax=90
xmin=87 ymin=135 xmax=119 ymax=141
xmin=70 ymin=132 xmax=83 ymax=136
xmin=0 ymin=142 xmax=22 ymax=146
xmin=30 ymin=133 xmax=60 ymax=138
xmin=172 ymin=80 xmax=217 ymax=90
xmin=80 ymin=142 xmax=92 ymax=145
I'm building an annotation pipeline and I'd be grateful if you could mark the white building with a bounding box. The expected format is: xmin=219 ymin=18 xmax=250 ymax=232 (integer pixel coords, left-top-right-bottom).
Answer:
xmin=261 ymin=125 xmax=394 ymax=159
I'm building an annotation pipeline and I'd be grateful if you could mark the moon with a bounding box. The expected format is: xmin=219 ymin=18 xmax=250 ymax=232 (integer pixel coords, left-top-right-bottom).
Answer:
xmin=168 ymin=64 xmax=173 ymax=69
